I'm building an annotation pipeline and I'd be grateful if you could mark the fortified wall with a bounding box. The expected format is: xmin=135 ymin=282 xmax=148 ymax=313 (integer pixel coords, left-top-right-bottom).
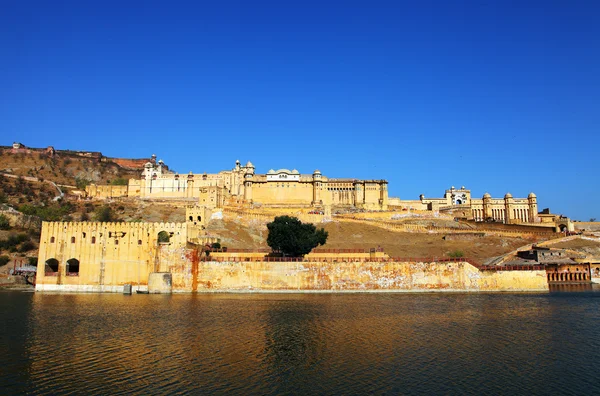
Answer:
xmin=36 ymin=221 xmax=187 ymax=292
xmin=35 ymin=223 xmax=549 ymax=293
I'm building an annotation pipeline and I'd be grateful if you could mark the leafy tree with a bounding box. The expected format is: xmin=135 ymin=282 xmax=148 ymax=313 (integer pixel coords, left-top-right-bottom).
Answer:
xmin=266 ymin=216 xmax=328 ymax=257
xmin=591 ymin=218 xmax=597 ymax=222
xmin=0 ymin=214 xmax=10 ymax=230
xmin=0 ymin=256 xmax=9 ymax=266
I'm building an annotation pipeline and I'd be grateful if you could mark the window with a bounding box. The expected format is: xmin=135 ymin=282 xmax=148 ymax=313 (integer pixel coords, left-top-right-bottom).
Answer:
xmin=66 ymin=258 xmax=80 ymax=275
xmin=71 ymin=237 xmax=75 ymax=243
xmin=50 ymin=236 xmax=55 ymax=243
xmin=45 ymin=258 xmax=59 ymax=274
xmin=91 ymin=236 xmax=96 ymax=244
xmin=138 ymin=240 xmax=142 ymax=245
xmin=115 ymin=239 xmax=119 ymax=245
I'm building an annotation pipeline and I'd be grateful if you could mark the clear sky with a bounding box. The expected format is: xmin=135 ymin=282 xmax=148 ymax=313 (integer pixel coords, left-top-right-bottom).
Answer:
xmin=2 ymin=1 xmax=599 ymax=220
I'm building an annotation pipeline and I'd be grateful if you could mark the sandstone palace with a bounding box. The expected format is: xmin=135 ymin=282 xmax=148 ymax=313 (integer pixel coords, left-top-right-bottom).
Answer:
xmin=86 ymin=159 xmax=389 ymax=210
xmin=85 ymin=159 xmax=560 ymax=228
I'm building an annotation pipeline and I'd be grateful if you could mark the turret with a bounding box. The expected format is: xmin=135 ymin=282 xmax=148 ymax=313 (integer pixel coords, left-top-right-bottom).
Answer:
xmin=243 ymin=165 xmax=254 ymax=202
xmin=312 ymin=170 xmax=322 ymax=205
xmin=379 ymin=181 xmax=388 ymax=210
xmin=504 ymin=193 xmax=514 ymax=223
xmin=528 ymin=192 xmax=538 ymax=223
xmin=482 ymin=192 xmax=492 ymax=220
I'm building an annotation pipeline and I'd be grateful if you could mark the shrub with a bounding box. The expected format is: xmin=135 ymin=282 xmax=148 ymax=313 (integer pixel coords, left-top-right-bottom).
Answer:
xmin=0 ymin=214 xmax=10 ymax=230
xmin=28 ymin=257 xmax=38 ymax=266
xmin=94 ymin=206 xmax=114 ymax=222
xmin=448 ymin=250 xmax=465 ymax=258
xmin=19 ymin=241 xmax=36 ymax=252
xmin=0 ymin=256 xmax=9 ymax=266
xmin=75 ymin=177 xmax=92 ymax=190
xmin=110 ymin=178 xmax=128 ymax=186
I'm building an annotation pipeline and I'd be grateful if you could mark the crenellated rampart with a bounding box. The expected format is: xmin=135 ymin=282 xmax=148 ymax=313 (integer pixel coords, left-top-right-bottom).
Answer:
xmin=36 ymin=221 xmax=188 ymax=292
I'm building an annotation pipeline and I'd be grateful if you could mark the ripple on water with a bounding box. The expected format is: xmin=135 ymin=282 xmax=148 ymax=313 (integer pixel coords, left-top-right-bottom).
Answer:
xmin=1 ymin=291 xmax=600 ymax=395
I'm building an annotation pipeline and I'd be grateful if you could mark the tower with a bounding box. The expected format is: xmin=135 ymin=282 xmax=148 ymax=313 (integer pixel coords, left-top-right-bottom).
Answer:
xmin=504 ymin=193 xmax=514 ymax=223
xmin=482 ymin=193 xmax=492 ymax=220
xmin=312 ymin=170 xmax=322 ymax=205
xmin=243 ymin=161 xmax=255 ymax=202
xmin=528 ymin=192 xmax=538 ymax=223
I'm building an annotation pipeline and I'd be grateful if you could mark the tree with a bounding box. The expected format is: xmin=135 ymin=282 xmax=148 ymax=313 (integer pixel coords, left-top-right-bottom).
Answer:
xmin=591 ymin=218 xmax=597 ymax=222
xmin=266 ymin=216 xmax=328 ymax=257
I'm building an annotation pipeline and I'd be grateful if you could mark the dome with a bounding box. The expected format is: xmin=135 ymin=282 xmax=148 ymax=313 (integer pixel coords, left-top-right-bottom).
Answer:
xmin=313 ymin=169 xmax=321 ymax=175
xmin=504 ymin=192 xmax=513 ymax=199
xmin=528 ymin=192 xmax=537 ymax=198
xmin=245 ymin=161 xmax=254 ymax=168
xmin=483 ymin=192 xmax=491 ymax=198
xmin=158 ymin=159 xmax=164 ymax=164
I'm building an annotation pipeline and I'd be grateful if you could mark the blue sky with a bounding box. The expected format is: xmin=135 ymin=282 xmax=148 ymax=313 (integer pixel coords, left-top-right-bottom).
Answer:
xmin=2 ymin=1 xmax=599 ymax=220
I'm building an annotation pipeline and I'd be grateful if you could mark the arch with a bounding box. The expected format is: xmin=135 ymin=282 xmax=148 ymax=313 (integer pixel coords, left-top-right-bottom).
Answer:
xmin=559 ymin=224 xmax=568 ymax=232
xmin=66 ymin=258 xmax=80 ymax=275
xmin=158 ymin=231 xmax=170 ymax=244
xmin=45 ymin=258 xmax=59 ymax=274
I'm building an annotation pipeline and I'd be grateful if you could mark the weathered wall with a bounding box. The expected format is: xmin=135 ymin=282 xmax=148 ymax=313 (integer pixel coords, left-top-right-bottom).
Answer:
xmin=36 ymin=221 xmax=187 ymax=292
xmin=36 ymin=242 xmax=549 ymax=293
xmin=174 ymin=260 xmax=548 ymax=292
xmin=251 ymin=182 xmax=314 ymax=205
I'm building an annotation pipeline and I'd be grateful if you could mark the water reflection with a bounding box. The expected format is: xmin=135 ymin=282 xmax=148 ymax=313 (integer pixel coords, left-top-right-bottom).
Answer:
xmin=1 ymin=291 xmax=599 ymax=395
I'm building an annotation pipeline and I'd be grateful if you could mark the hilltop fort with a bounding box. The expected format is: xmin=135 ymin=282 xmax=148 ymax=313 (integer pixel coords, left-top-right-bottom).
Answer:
xmin=2 ymin=142 xmax=596 ymax=293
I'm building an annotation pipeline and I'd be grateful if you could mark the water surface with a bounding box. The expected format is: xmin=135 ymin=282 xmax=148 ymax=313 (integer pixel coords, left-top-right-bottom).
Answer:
xmin=2 ymin=288 xmax=600 ymax=395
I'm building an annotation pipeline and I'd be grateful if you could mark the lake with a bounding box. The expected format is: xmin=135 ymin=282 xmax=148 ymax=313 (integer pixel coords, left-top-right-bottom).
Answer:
xmin=2 ymin=287 xmax=600 ymax=395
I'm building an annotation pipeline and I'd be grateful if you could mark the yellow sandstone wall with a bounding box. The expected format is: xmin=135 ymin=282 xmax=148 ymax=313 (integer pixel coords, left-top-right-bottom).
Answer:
xmin=251 ymin=182 xmax=314 ymax=205
xmin=178 ymin=260 xmax=548 ymax=292
xmin=36 ymin=221 xmax=188 ymax=292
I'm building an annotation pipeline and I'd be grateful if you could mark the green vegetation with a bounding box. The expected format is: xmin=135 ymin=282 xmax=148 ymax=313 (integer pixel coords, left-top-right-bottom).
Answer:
xmin=0 ymin=233 xmax=34 ymax=254
xmin=110 ymin=178 xmax=128 ymax=186
xmin=448 ymin=249 xmax=465 ymax=258
xmin=266 ymin=216 xmax=328 ymax=257
xmin=18 ymin=241 xmax=36 ymax=253
xmin=94 ymin=205 xmax=114 ymax=222
xmin=0 ymin=214 xmax=11 ymax=230
xmin=28 ymin=257 xmax=38 ymax=266
xmin=0 ymin=256 xmax=9 ymax=266
xmin=75 ymin=177 xmax=92 ymax=190
xmin=158 ymin=231 xmax=170 ymax=243
xmin=18 ymin=202 xmax=75 ymax=221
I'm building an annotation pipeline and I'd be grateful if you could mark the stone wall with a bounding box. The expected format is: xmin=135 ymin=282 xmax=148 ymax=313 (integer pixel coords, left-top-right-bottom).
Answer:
xmin=36 ymin=221 xmax=188 ymax=292
xmin=173 ymin=259 xmax=548 ymax=292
